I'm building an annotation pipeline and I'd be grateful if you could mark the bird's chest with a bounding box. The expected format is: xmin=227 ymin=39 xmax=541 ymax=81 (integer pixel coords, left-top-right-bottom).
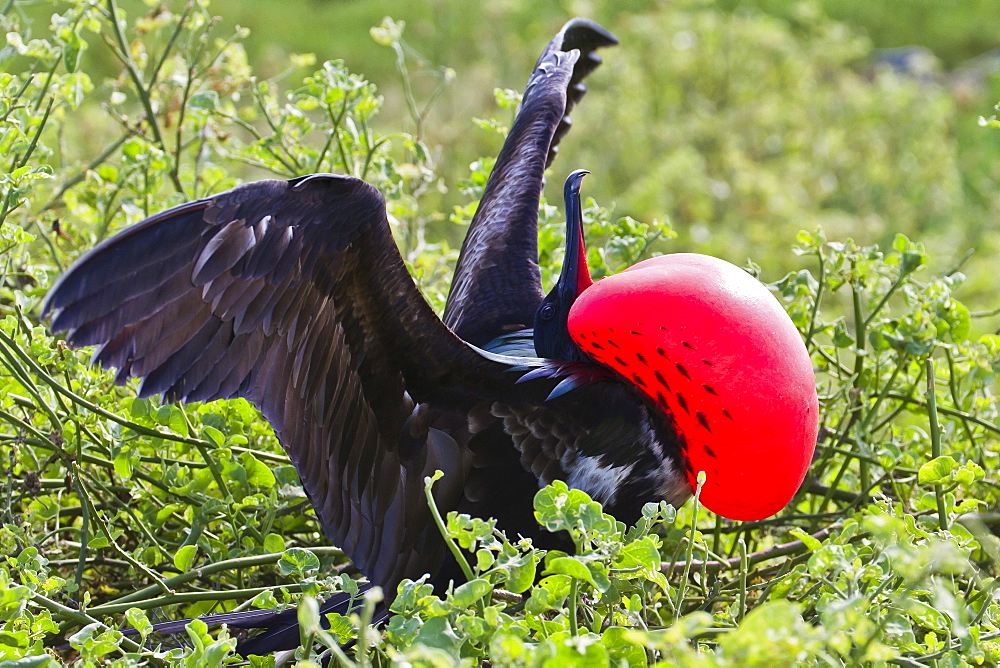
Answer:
xmin=459 ymin=393 xmax=690 ymax=530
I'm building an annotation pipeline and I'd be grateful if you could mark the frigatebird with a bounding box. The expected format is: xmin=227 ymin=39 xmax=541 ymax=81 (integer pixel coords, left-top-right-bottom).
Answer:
xmin=43 ymin=17 xmax=818 ymax=654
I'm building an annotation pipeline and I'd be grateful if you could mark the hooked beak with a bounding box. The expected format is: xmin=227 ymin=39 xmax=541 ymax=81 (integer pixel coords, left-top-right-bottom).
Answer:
xmin=533 ymin=169 xmax=595 ymax=361
xmin=558 ymin=169 xmax=594 ymax=303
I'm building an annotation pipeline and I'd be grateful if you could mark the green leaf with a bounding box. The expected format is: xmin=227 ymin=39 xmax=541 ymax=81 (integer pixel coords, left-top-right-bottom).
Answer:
xmin=128 ymin=397 xmax=152 ymax=419
xmin=189 ymin=90 xmax=219 ymax=112
xmin=953 ymin=461 xmax=984 ymax=485
xmin=0 ymin=581 xmax=29 ymax=621
xmin=546 ymin=556 xmax=611 ymax=592
xmin=546 ymin=556 xmax=591 ymax=582
xmin=601 ymin=626 xmax=647 ymax=666
xmin=182 ymin=616 xmax=237 ymax=663
xmin=947 ymin=300 xmax=971 ymax=342
xmin=833 ymin=319 xmax=855 ymax=348
xmin=264 ymin=533 xmax=285 ymax=553
xmin=526 ymin=575 xmax=572 ymax=615
xmin=26 ymin=498 xmax=59 ymax=522
xmin=475 ymin=548 xmax=494 ymax=572
xmin=534 ymin=481 xmax=618 ymax=547
xmin=201 ymin=426 xmax=225 ymax=448
xmin=250 ymin=589 xmax=279 ymax=610
xmin=240 ymin=452 xmax=276 ymax=489
xmin=445 ymin=511 xmax=495 ymax=550
xmin=370 ymin=17 xmax=404 ymax=47
xmin=789 ymin=528 xmax=822 ymax=552
xmin=124 ymin=608 xmax=152 ymax=641
xmin=60 ymin=31 xmax=85 ymax=72
xmin=154 ymin=405 xmax=189 ymax=436
xmin=297 ymin=595 xmax=321 ymax=634
xmin=919 ymin=456 xmax=956 ymax=484
xmin=112 ymin=449 xmax=132 ymax=479
xmin=278 ymin=547 xmax=320 ymax=577
xmin=450 ymin=578 xmax=492 ymax=608
xmin=538 ymin=631 xmax=609 ymax=664
xmin=719 ymin=601 xmax=820 ymax=663
xmin=413 ymin=615 xmax=464 ymax=655
xmin=324 ymin=612 xmax=356 ymax=644
xmin=68 ymin=623 xmax=121 ymax=658
xmin=900 ymin=598 xmax=949 ymax=631
xmin=617 ymin=535 xmax=661 ymax=571
xmin=498 ymin=548 xmax=537 ymax=594
xmin=173 ymin=544 xmax=198 ymax=572
xmin=87 ymin=536 xmax=109 ymax=550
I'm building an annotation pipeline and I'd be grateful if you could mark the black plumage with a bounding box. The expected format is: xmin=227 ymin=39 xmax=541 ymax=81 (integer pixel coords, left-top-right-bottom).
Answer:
xmin=44 ymin=18 xmax=693 ymax=653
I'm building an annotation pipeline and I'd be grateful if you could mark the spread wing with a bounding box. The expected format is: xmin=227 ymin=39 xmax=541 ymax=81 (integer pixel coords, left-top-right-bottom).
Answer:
xmin=442 ymin=18 xmax=617 ymax=346
xmin=44 ymin=173 xmax=691 ymax=597
xmin=42 ymin=174 xmax=523 ymax=594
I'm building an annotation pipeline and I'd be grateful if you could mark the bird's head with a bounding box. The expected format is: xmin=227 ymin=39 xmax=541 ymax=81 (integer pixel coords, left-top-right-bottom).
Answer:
xmin=539 ymin=171 xmax=819 ymax=521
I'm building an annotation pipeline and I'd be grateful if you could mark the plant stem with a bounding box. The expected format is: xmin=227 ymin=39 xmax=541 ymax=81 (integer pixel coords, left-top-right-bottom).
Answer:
xmin=98 ymin=547 xmax=344 ymax=607
xmin=925 ymin=358 xmax=948 ymax=531
xmin=75 ymin=467 xmax=174 ymax=594
xmin=804 ymin=246 xmax=825 ymax=350
xmin=105 ymin=0 xmax=185 ymax=194
xmin=0 ymin=328 xmax=217 ymax=448
xmin=88 ymin=584 xmax=308 ymax=615
xmin=662 ymin=524 xmax=846 ymax=573
xmin=424 ymin=470 xmax=474 ymax=582
xmin=30 ymin=593 xmax=144 ymax=653
xmin=737 ymin=538 xmax=748 ymax=621
xmin=675 ymin=473 xmax=705 ymax=613
xmin=850 ymin=276 xmax=870 ymax=493
xmin=568 ymin=578 xmax=580 ymax=636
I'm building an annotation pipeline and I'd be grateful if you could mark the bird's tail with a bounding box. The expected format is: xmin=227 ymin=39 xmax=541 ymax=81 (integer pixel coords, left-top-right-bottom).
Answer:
xmin=131 ymin=582 xmax=388 ymax=657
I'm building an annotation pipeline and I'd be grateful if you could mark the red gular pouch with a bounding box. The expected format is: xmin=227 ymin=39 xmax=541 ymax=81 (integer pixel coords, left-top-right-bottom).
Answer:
xmin=567 ymin=253 xmax=818 ymax=521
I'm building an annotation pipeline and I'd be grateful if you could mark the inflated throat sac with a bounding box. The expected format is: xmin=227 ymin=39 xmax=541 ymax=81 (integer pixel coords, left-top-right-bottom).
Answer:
xmin=568 ymin=253 xmax=818 ymax=521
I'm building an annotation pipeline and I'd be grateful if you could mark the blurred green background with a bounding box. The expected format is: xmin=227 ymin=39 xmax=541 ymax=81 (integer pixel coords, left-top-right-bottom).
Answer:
xmin=27 ymin=0 xmax=1000 ymax=298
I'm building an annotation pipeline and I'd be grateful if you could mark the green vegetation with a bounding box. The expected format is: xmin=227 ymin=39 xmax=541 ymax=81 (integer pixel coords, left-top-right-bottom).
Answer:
xmin=2 ymin=0 xmax=1000 ymax=665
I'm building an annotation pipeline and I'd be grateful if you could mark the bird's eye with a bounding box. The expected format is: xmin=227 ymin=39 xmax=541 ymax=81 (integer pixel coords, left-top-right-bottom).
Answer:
xmin=539 ymin=303 xmax=556 ymax=320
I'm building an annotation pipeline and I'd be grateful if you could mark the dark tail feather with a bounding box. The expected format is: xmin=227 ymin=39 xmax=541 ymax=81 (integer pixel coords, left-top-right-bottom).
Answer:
xmin=134 ymin=582 xmax=387 ymax=657
xmin=236 ymin=584 xmax=388 ymax=657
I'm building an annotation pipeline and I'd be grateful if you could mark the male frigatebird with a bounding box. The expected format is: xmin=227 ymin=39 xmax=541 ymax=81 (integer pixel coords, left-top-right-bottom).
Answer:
xmin=43 ymin=17 xmax=818 ymax=654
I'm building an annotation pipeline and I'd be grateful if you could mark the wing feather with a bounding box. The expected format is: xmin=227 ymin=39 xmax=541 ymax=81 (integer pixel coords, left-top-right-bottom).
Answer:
xmin=192 ymin=218 xmax=254 ymax=284
xmin=443 ymin=18 xmax=617 ymax=346
xmin=44 ymin=174 xmax=512 ymax=595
